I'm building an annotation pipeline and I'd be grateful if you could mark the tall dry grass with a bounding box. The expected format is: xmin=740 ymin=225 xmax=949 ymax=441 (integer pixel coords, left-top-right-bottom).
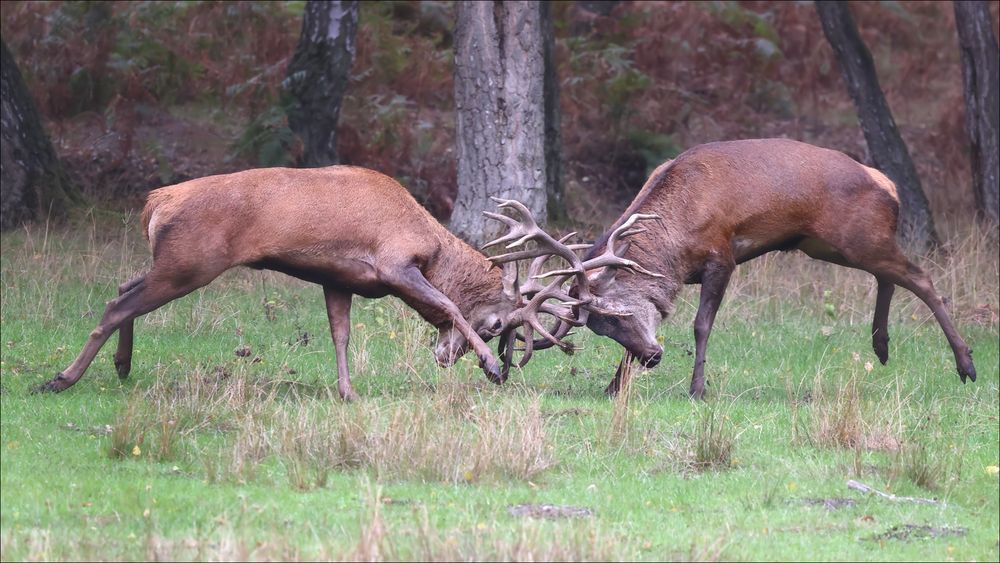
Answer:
xmin=107 ymin=369 xmax=555 ymax=488
xmin=721 ymin=224 xmax=999 ymax=327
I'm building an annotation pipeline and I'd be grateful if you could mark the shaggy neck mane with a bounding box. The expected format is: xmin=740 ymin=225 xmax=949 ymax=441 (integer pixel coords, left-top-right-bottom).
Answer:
xmin=423 ymin=229 xmax=504 ymax=316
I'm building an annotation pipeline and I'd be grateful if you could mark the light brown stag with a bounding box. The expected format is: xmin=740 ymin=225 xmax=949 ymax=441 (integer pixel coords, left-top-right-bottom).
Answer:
xmin=39 ymin=166 xmax=652 ymax=399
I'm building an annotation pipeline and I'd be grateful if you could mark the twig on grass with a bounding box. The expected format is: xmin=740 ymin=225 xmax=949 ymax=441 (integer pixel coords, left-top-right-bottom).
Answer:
xmin=846 ymin=479 xmax=945 ymax=506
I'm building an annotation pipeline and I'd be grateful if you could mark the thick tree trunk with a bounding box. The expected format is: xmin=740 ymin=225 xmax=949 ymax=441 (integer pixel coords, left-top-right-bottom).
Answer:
xmin=542 ymin=2 xmax=564 ymax=223
xmin=451 ymin=1 xmax=548 ymax=246
xmin=284 ymin=0 xmax=358 ymax=167
xmin=954 ymin=0 xmax=1000 ymax=229
xmin=816 ymin=1 xmax=939 ymax=252
xmin=1 ymin=39 xmax=81 ymax=232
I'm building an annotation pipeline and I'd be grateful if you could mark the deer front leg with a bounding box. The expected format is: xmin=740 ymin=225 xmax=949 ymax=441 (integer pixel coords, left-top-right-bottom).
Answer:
xmin=323 ymin=286 xmax=358 ymax=401
xmin=877 ymin=258 xmax=976 ymax=383
xmin=113 ymin=274 xmax=146 ymax=379
xmin=604 ymin=350 xmax=634 ymax=397
xmin=690 ymin=259 xmax=734 ymax=400
xmin=383 ymin=265 xmax=503 ymax=384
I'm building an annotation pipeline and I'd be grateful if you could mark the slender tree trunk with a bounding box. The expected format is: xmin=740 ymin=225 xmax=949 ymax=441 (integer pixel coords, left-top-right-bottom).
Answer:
xmin=816 ymin=1 xmax=939 ymax=251
xmin=451 ymin=1 xmax=548 ymax=246
xmin=542 ymin=2 xmax=564 ymax=223
xmin=954 ymin=0 xmax=1000 ymax=229
xmin=1 ymin=39 xmax=81 ymax=231
xmin=284 ymin=0 xmax=358 ymax=167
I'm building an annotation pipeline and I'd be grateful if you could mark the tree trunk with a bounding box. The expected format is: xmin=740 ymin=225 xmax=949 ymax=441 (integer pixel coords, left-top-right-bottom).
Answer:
xmin=542 ymin=2 xmax=564 ymax=223
xmin=284 ymin=0 xmax=358 ymax=168
xmin=954 ymin=0 xmax=1000 ymax=229
xmin=1 ymin=39 xmax=81 ymax=232
xmin=816 ymin=1 xmax=939 ymax=251
xmin=451 ymin=1 xmax=548 ymax=247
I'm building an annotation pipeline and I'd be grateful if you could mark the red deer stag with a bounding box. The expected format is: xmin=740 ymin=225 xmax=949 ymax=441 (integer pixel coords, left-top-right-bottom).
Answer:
xmin=38 ymin=167 xmax=628 ymax=399
xmin=530 ymin=139 xmax=978 ymax=399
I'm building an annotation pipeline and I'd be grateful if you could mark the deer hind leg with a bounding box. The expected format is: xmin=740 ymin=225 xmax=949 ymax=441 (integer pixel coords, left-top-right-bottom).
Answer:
xmin=323 ymin=286 xmax=358 ymax=402
xmin=689 ymin=258 xmax=735 ymax=400
xmin=871 ymin=278 xmax=895 ymax=365
xmin=797 ymin=240 xmax=895 ymax=366
xmin=802 ymin=237 xmax=975 ymax=384
xmin=381 ymin=264 xmax=503 ymax=384
xmin=40 ymin=268 xmax=219 ymax=393
xmin=113 ymin=274 xmax=146 ymax=379
xmin=873 ymin=255 xmax=975 ymax=383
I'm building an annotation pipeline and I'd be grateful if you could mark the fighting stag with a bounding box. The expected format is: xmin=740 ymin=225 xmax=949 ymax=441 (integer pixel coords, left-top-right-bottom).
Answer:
xmin=538 ymin=139 xmax=977 ymax=399
xmin=481 ymin=198 xmax=665 ymax=368
xmin=39 ymin=167 xmax=630 ymax=399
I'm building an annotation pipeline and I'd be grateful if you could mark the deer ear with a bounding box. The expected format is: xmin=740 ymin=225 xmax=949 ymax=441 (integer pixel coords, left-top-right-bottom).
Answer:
xmin=588 ymin=240 xmax=631 ymax=291
xmin=589 ymin=267 xmax=617 ymax=291
xmin=501 ymin=262 xmax=519 ymax=302
xmin=615 ymin=240 xmax=631 ymax=257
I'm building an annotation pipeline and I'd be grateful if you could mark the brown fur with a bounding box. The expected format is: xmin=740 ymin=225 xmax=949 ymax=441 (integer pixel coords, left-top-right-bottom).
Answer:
xmin=42 ymin=166 xmax=512 ymax=398
xmin=585 ymin=139 xmax=975 ymax=399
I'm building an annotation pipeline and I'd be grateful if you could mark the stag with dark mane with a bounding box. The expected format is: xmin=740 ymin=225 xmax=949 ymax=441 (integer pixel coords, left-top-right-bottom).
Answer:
xmin=529 ymin=139 xmax=977 ymax=399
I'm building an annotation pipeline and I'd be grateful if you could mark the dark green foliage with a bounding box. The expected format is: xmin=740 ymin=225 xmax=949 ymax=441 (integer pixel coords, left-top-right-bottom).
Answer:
xmin=230 ymin=104 xmax=297 ymax=168
xmin=625 ymin=130 xmax=683 ymax=178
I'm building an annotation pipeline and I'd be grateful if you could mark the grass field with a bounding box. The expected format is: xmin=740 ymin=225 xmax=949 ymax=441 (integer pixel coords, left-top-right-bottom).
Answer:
xmin=1 ymin=216 xmax=998 ymax=561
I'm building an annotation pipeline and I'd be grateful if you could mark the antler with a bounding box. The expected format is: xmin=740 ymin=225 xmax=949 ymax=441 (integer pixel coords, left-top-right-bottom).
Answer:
xmin=483 ymin=198 xmax=663 ymax=368
xmin=537 ymin=214 xmax=664 ymax=279
xmin=483 ymin=199 xmax=591 ymax=364
xmin=483 ymin=198 xmax=590 ymax=268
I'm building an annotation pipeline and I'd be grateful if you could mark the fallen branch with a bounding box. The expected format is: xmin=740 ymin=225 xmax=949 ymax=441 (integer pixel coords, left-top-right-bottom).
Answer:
xmin=846 ymin=479 xmax=945 ymax=506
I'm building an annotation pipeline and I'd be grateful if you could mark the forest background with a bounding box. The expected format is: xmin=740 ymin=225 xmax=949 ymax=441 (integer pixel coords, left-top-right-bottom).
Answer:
xmin=2 ymin=3 xmax=999 ymax=560
xmin=2 ymin=0 xmax=998 ymax=236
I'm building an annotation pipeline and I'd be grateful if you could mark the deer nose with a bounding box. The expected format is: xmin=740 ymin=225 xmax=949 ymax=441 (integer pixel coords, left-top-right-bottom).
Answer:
xmin=434 ymin=341 xmax=465 ymax=367
xmin=640 ymin=347 xmax=662 ymax=368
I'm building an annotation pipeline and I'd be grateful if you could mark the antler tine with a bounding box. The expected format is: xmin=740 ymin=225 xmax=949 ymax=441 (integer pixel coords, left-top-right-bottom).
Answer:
xmin=607 ymin=213 xmax=658 ymax=252
xmin=482 ymin=198 xmax=589 ymax=269
xmin=481 ymin=211 xmax=526 ymax=250
xmin=504 ymin=272 xmax=584 ymax=359
xmin=518 ymin=253 xmax=556 ymax=298
xmin=578 ymin=213 xmax=665 ymax=278
xmin=488 ymin=247 xmax=555 ymax=265
xmin=481 ymin=198 xmax=542 ymax=250
xmin=538 ymin=301 xmax=587 ymax=326
xmin=517 ymin=324 xmax=535 ymax=368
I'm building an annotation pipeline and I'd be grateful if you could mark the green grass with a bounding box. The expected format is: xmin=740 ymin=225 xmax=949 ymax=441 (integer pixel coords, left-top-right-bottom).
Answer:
xmin=1 ymin=220 xmax=998 ymax=561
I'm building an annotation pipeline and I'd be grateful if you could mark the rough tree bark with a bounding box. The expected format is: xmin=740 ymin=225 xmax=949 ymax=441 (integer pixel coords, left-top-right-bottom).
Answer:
xmin=1 ymin=39 xmax=81 ymax=232
xmin=283 ymin=0 xmax=358 ymax=167
xmin=816 ymin=1 xmax=939 ymax=252
xmin=954 ymin=0 xmax=1000 ymax=228
xmin=451 ymin=1 xmax=549 ymax=246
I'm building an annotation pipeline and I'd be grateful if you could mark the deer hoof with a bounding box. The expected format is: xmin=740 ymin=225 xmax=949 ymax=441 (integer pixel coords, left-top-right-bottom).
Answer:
xmin=872 ymin=336 xmax=889 ymax=365
xmin=115 ymin=358 xmax=132 ymax=380
xmin=34 ymin=374 xmax=70 ymax=394
xmin=481 ymin=358 xmax=505 ymax=385
xmin=958 ymin=362 xmax=976 ymax=384
xmin=688 ymin=381 xmax=706 ymax=401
